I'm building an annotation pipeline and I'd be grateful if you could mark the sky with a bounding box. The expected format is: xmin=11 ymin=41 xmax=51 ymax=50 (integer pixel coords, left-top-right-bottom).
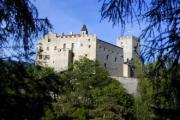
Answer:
xmin=34 ymin=0 xmax=142 ymax=45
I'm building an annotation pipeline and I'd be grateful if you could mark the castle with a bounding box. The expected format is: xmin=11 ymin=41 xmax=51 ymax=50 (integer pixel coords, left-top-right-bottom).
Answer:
xmin=36 ymin=25 xmax=140 ymax=77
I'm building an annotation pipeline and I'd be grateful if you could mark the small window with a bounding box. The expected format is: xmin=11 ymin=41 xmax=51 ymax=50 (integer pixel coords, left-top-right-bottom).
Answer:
xmin=80 ymin=43 xmax=83 ymax=47
xmin=47 ymin=47 xmax=49 ymax=50
xmin=85 ymin=54 xmax=88 ymax=57
xmin=44 ymin=55 xmax=50 ymax=60
xmin=39 ymin=46 xmax=43 ymax=50
xmin=104 ymin=63 xmax=107 ymax=68
xmin=54 ymin=46 xmax=57 ymax=50
xmin=59 ymin=49 xmax=61 ymax=52
xmin=112 ymin=51 xmax=114 ymax=53
xmin=88 ymin=45 xmax=91 ymax=48
xmin=106 ymin=55 xmax=109 ymax=60
xmin=71 ymin=43 xmax=74 ymax=49
xmin=104 ymin=48 xmax=105 ymax=51
xmin=39 ymin=47 xmax=43 ymax=52
xmin=48 ymin=38 xmax=51 ymax=42
xmin=99 ymin=46 xmax=101 ymax=48
xmin=88 ymin=39 xmax=90 ymax=42
xmin=63 ymin=44 xmax=66 ymax=49
xmin=115 ymin=57 xmax=117 ymax=62
xmin=39 ymin=55 xmax=42 ymax=59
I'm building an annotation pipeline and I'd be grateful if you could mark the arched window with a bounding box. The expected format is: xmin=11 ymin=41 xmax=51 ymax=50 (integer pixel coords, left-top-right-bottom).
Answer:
xmin=104 ymin=63 xmax=107 ymax=68
xmin=115 ymin=57 xmax=117 ymax=62
xmin=54 ymin=46 xmax=57 ymax=50
xmin=71 ymin=43 xmax=74 ymax=49
xmin=63 ymin=44 xmax=66 ymax=49
xmin=106 ymin=55 xmax=109 ymax=60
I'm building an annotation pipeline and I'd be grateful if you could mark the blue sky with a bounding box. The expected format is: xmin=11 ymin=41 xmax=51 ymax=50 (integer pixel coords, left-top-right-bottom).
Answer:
xmin=34 ymin=0 xmax=142 ymax=44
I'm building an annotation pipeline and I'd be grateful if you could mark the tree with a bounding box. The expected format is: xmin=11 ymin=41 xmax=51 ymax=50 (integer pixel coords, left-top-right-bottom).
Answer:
xmin=0 ymin=61 xmax=62 ymax=120
xmin=99 ymin=0 xmax=179 ymax=64
xmin=43 ymin=58 xmax=135 ymax=120
xmin=134 ymin=59 xmax=180 ymax=119
xmin=99 ymin=0 xmax=180 ymax=118
xmin=0 ymin=0 xmax=52 ymax=60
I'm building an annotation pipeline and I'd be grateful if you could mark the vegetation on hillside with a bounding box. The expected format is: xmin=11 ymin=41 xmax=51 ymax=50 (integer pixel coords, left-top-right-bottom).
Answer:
xmin=42 ymin=58 xmax=135 ymax=120
xmin=134 ymin=59 xmax=180 ymax=119
xmin=0 ymin=58 xmax=135 ymax=120
xmin=0 ymin=60 xmax=62 ymax=119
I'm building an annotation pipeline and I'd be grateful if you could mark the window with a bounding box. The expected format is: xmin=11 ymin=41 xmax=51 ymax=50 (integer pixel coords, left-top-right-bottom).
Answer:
xmin=106 ymin=55 xmax=109 ymax=60
xmin=71 ymin=43 xmax=74 ymax=49
xmin=112 ymin=51 xmax=114 ymax=53
xmin=88 ymin=45 xmax=91 ymax=48
xmin=59 ymin=49 xmax=61 ymax=52
xmin=80 ymin=43 xmax=83 ymax=47
xmin=47 ymin=47 xmax=49 ymax=50
xmin=115 ymin=57 xmax=117 ymax=62
xmin=104 ymin=48 xmax=105 ymax=51
xmin=48 ymin=38 xmax=51 ymax=42
xmin=104 ymin=63 xmax=107 ymax=68
xmin=44 ymin=55 xmax=50 ymax=60
xmin=39 ymin=55 xmax=42 ymax=59
xmin=54 ymin=46 xmax=57 ymax=50
xmin=63 ymin=44 xmax=66 ymax=49
xmin=88 ymin=39 xmax=90 ymax=42
xmin=85 ymin=54 xmax=88 ymax=57
xmin=39 ymin=47 xmax=43 ymax=52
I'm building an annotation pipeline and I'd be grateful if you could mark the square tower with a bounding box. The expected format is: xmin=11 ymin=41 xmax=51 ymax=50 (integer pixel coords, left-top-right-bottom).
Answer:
xmin=117 ymin=36 xmax=140 ymax=62
xmin=116 ymin=36 xmax=140 ymax=77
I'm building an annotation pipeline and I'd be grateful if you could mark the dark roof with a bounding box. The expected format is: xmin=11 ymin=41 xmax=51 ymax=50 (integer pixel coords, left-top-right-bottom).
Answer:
xmin=97 ymin=39 xmax=123 ymax=49
xmin=81 ymin=24 xmax=88 ymax=32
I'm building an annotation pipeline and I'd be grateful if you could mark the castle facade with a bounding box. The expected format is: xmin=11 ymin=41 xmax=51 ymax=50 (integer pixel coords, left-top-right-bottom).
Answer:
xmin=36 ymin=25 xmax=139 ymax=77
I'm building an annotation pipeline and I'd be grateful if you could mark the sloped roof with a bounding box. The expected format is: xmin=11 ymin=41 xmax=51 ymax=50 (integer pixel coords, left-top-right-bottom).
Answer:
xmin=81 ymin=24 xmax=88 ymax=32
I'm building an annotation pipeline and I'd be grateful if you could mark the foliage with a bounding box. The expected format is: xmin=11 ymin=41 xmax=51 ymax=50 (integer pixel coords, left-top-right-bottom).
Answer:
xmin=43 ymin=58 xmax=135 ymax=120
xmin=99 ymin=0 xmax=180 ymax=119
xmin=0 ymin=0 xmax=52 ymax=60
xmin=0 ymin=61 xmax=62 ymax=120
xmin=134 ymin=60 xmax=154 ymax=120
xmin=99 ymin=0 xmax=179 ymax=64
xmin=134 ymin=59 xmax=180 ymax=119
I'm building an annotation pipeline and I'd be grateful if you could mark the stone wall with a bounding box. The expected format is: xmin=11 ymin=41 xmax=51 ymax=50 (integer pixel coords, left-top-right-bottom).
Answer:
xmin=96 ymin=39 xmax=124 ymax=77
xmin=112 ymin=76 xmax=138 ymax=94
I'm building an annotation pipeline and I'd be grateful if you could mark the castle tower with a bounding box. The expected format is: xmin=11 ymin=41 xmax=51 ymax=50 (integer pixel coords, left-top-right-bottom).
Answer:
xmin=81 ymin=24 xmax=88 ymax=35
xmin=117 ymin=36 xmax=139 ymax=62
xmin=116 ymin=36 xmax=140 ymax=77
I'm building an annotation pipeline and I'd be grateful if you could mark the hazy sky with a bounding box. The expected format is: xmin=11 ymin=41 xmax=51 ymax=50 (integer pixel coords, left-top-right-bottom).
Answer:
xmin=34 ymin=0 xmax=142 ymax=44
